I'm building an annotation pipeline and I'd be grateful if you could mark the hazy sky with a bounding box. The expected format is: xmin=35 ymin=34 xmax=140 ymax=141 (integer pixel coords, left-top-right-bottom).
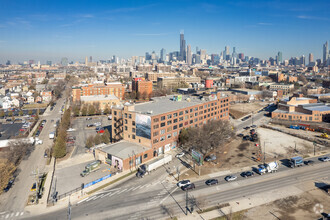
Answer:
xmin=0 ymin=0 xmax=329 ymax=64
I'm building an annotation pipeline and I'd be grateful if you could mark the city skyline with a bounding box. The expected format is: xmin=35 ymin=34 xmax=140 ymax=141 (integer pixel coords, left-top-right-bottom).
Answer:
xmin=0 ymin=0 xmax=330 ymax=63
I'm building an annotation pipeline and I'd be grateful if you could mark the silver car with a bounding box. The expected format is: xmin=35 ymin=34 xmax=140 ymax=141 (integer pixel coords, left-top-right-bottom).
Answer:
xmin=225 ymin=175 xmax=237 ymax=182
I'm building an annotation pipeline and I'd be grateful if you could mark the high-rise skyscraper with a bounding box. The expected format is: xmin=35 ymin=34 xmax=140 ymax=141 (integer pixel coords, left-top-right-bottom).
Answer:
xmin=179 ymin=31 xmax=186 ymax=61
xmin=46 ymin=60 xmax=52 ymax=66
xmin=277 ymin=52 xmax=282 ymax=65
xmin=323 ymin=41 xmax=329 ymax=65
xmin=89 ymin=56 xmax=92 ymax=63
xmin=225 ymin=46 xmax=230 ymax=55
xmin=186 ymin=45 xmax=192 ymax=65
xmin=61 ymin=57 xmax=68 ymax=66
xmin=85 ymin=56 xmax=88 ymax=65
xmin=309 ymin=53 xmax=314 ymax=64
xmin=160 ymin=48 xmax=166 ymax=62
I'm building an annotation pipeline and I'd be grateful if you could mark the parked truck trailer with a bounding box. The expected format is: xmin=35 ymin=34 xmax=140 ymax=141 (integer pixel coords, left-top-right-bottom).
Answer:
xmin=289 ymin=156 xmax=303 ymax=168
xmin=136 ymin=155 xmax=172 ymax=178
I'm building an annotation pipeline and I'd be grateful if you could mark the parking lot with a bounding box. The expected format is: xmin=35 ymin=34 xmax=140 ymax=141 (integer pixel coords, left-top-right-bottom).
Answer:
xmin=70 ymin=116 xmax=112 ymax=157
xmin=54 ymin=156 xmax=112 ymax=196
xmin=0 ymin=123 xmax=24 ymax=140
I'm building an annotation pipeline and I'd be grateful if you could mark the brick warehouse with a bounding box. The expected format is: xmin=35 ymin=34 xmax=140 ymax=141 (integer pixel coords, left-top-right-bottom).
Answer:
xmin=72 ymin=82 xmax=126 ymax=102
xmin=94 ymin=92 xmax=229 ymax=171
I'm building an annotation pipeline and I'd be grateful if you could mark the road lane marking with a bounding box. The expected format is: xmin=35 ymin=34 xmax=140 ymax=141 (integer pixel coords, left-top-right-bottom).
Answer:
xmin=0 ymin=212 xmax=6 ymax=215
xmin=77 ymin=197 xmax=90 ymax=204
xmin=160 ymin=186 xmax=178 ymax=204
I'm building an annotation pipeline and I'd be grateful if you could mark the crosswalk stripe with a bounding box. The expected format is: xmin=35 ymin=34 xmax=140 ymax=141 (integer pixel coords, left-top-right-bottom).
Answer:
xmin=5 ymin=214 xmax=9 ymax=219
xmin=20 ymin=212 xmax=24 ymax=216
xmin=10 ymin=213 xmax=14 ymax=217
xmin=126 ymin=186 xmax=136 ymax=192
xmin=15 ymin=212 xmax=19 ymax=217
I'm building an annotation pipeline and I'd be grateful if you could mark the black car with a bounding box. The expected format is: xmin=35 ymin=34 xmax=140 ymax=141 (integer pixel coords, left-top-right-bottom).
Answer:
xmin=4 ymin=179 xmax=14 ymax=192
xmin=205 ymin=154 xmax=216 ymax=162
xmin=304 ymin=160 xmax=315 ymax=165
xmin=205 ymin=179 xmax=218 ymax=186
xmin=237 ymin=133 xmax=244 ymax=137
xmin=241 ymin=171 xmax=254 ymax=178
xmin=181 ymin=183 xmax=195 ymax=191
xmin=243 ymin=135 xmax=250 ymax=141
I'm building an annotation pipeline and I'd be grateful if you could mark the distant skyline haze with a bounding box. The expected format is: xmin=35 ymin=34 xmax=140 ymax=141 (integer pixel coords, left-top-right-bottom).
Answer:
xmin=0 ymin=0 xmax=329 ymax=63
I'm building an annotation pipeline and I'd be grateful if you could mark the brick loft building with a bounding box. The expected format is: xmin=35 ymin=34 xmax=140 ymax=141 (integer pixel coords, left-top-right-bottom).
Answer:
xmin=94 ymin=92 xmax=229 ymax=171
xmin=131 ymin=78 xmax=153 ymax=100
xmin=72 ymin=82 xmax=125 ymax=102
xmin=272 ymin=96 xmax=330 ymax=122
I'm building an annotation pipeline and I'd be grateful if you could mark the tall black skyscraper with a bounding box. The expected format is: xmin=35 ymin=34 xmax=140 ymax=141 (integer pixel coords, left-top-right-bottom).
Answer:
xmin=180 ymin=30 xmax=186 ymax=61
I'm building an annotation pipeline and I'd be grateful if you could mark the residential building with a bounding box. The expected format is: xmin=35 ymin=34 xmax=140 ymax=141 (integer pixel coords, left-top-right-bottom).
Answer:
xmin=72 ymin=82 xmax=126 ymax=102
xmin=157 ymin=76 xmax=201 ymax=88
xmin=80 ymin=95 xmax=121 ymax=110
xmin=132 ymin=78 xmax=153 ymax=100
xmin=146 ymin=72 xmax=177 ymax=82
xmin=269 ymin=83 xmax=294 ymax=92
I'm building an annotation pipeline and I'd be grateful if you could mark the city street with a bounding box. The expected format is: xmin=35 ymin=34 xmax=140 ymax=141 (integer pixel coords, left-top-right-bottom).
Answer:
xmin=0 ymin=94 xmax=67 ymax=219
xmin=24 ymin=154 xmax=330 ymax=220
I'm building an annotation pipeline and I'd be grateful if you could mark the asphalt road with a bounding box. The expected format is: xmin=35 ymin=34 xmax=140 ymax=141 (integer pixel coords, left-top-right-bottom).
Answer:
xmin=0 ymin=94 xmax=67 ymax=218
xmin=25 ymin=155 xmax=330 ymax=220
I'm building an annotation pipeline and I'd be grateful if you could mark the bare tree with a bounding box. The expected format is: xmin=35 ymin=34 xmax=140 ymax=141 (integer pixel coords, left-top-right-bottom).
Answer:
xmin=160 ymin=205 xmax=175 ymax=219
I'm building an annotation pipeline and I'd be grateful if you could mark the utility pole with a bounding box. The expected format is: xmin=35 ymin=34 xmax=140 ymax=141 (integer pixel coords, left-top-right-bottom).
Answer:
xmin=68 ymin=195 xmax=71 ymax=220
xmin=185 ymin=190 xmax=189 ymax=215
xmin=313 ymin=142 xmax=316 ymax=156
xmin=176 ymin=166 xmax=180 ymax=181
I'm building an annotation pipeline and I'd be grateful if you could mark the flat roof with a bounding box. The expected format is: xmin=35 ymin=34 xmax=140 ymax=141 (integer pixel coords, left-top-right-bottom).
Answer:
xmin=133 ymin=94 xmax=225 ymax=116
xmin=273 ymin=109 xmax=310 ymax=115
xmin=303 ymin=104 xmax=330 ymax=112
xmin=100 ymin=140 xmax=149 ymax=160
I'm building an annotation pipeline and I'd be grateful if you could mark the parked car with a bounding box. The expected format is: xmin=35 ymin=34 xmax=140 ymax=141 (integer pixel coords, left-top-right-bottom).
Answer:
xmin=205 ymin=179 xmax=218 ymax=186
xmin=251 ymin=125 xmax=257 ymax=128
xmin=3 ymin=178 xmax=14 ymax=192
xmin=237 ymin=133 xmax=244 ymax=137
xmin=319 ymin=156 xmax=330 ymax=162
xmin=205 ymin=154 xmax=216 ymax=162
xmin=225 ymin=175 xmax=237 ymax=182
xmin=86 ymin=117 xmax=92 ymax=120
xmin=87 ymin=124 xmax=95 ymax=127
xmin=243 ymin=135 xmax=250 ymax=141
xmin=177 ymin=180 xmax=191 ymax=187
xmin=181 ymin=183 xmax=195 ymax=191
xmin=176 ymin=152 xmax=185 ymax=158
xmin=304 ymin=160 xmax=315 ymax=165
xmin=241 ymin=171 xmax=254 ymax=178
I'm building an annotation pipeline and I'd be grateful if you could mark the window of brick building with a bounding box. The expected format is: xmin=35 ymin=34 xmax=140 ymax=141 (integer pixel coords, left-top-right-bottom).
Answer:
xmin=161 ymin=116 xmax=166 ymax=121
xmin=161 ymin=122 xmax=165 ymax=127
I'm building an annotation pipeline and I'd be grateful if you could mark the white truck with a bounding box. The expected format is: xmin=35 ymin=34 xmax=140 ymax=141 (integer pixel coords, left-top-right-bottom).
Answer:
xmin=258 ymin=161 xmax=279 ymax=175
xmin=136 ymin=155 xmax=172 ymax=178
xmin=49 ymin=132 xmax=55 ymax=139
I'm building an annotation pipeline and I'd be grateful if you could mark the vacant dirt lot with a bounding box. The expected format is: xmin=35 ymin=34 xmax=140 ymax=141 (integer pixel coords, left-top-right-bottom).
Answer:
xmin=245 ymin=187 xmax=330 ymax=220
xmin=257 ymin=127 xmax=317 ymax=158
xmin=230 ymin=102 xmax=269 ymax=119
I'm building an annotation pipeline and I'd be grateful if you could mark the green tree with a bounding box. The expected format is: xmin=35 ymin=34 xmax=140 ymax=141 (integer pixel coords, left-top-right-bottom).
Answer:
xmin=101 ymin=129 xmax=110 ymax=144
xmin=28 ymin=110 xmax=33 ymax=115
xmin=86 ymin=135 xmax=95 ymax=148
xmin=53 ymin=137 xmax=66 ymax=158
xmin=72 ymin=105 xmax=80 ymax=117
xmin=88 ymin=104 xmax=95 ymax=116
xmin=7 ymin=111 xmax=13 ymax=117
xmin=81 ymin=105 xmax=88 ymax=116
xmin=35 ymin=109 xmax=39 ymax=120
xmin=0 ymin=111 xmax=4 ymax=118
xmin=103 ymin=104 xmax=110 ymax=115
xmin=178 ymin=128 xmax=189 ymax=145
xmin=94 ymin=103 xmax=101 ymax=115
xmin=94 ymin=134 xmax=102 ymax=145
xmin=19 ymin=110 xmax=23 ymax=116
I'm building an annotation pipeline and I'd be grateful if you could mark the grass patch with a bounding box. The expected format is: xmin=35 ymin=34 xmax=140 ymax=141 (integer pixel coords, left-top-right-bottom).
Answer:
xmin=210 ymin=210 xmax=246 ymax=220
xmin=23 ymin=103 xmax=48 ymax=109
xmin=197 ymin=203 xmax=230 ymax=214
xmin=87 ymin=171 xmax=136 ymax=195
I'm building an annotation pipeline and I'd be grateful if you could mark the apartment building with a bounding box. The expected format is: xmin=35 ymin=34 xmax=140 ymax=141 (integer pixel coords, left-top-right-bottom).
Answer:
xmin=145 ymin=72 xmax=177 ymax=82
xmin=157 ymin=76 xmax=201 ymax=88
xmin=132 ymin=78 xmax=153 ymax=100
xmin=112 ymin=92 xmax=229 ymax=154
xmin=72 ymin=82 xmax=125 ymax=102
xmin=269 ymin=83 xmax=294 ymax=91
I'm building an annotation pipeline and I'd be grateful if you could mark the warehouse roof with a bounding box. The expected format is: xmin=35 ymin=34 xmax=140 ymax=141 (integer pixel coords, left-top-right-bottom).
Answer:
xmin=100 ymin=140 xmax=149 ymax=160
